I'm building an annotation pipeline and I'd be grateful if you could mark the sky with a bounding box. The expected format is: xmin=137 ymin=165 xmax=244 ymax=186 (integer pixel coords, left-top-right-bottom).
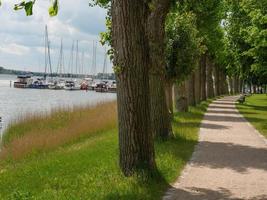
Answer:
xmin=0 ymin=0 xmax=112 ymax=74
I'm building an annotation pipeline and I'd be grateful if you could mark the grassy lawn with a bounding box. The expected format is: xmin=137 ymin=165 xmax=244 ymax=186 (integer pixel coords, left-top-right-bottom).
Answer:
xmin=237 ymin=94 xmax=267 ymax=138
xmin=0 ymin=100 xmax=211 ymax=200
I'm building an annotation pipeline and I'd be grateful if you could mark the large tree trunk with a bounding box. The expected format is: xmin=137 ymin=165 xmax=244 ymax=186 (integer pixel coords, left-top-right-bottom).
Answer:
xmin=174 ymin=81 xmax=189 ymax=112
xmin=112 ymin=0 xmax=155 ymax=176
xmin=194 ymin=67 xmax=201 ymax=104
xmin=150 ymin=75 xmax=172 ymax=139
xmin=187 ymin=72 xmax=196 ymax=106
xmin=206 ymin=56 xmax=214 ymax=99
xmin=148 ymin=0 xmax=172 ymax=139
xmin=200 ymin=54 xmax=207 ymax=101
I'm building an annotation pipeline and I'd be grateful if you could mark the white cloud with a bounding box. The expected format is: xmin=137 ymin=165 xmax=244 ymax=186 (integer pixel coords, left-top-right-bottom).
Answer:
xmin=0 ymin=43 xmax=30 ymax=55
xmin=0 ymin=0 xmax=112 ymax=73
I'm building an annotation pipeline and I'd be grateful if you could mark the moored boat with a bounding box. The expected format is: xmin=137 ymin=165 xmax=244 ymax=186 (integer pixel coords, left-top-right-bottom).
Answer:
xmin=64 ymin=80 xmax=80 ymax=90
xmin=29 ymin=77 xmax=49 ymax=89
xmin=48 ymin=79 xmax=65 ymax=90
xmin=13 ymin=75 xmax=33 ymax=88
xmin=107 ymin=81 xmax=117 ymax=93
xmin=95 ymin=81 xmax=108 ymax=93
xmin=80 ymin=77 xmax=93 ymax=90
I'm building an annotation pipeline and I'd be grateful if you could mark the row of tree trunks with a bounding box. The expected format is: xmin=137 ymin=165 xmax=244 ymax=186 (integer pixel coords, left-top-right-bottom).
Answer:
xmin=111 ymin=0 xmax=155 ymax=175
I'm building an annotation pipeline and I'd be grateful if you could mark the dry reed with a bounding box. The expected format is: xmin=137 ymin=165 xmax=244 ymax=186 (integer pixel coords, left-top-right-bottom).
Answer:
xmin=0 ymin=101 xmax=117 ymax=161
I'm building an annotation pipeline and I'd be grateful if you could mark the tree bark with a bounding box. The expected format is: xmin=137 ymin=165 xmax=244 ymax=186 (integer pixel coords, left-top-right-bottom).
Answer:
xmin=206 ymin=56 xmax=214 ymax=99
xmin=112 ymin=0 xmax=155 ymax=176
xmin=194 ymin=67 xmax=201 ymax=104
xmin=150 ymin=75 xmax=172 ymax=139
xmin=148 ymin=0 xmax=172 ymax=139
xmin=174 ymin=81 xmax=189 ymax=112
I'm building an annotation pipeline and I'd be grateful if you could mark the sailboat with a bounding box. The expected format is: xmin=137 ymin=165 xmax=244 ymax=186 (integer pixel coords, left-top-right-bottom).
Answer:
xmin=48 ymin=39 xmax=65 ymax=90
xmin=64 ymin=40 xmax=80 ymax=90
xmin=95 ymin=47 xmax=109 ymax=93
xmin=29 ymin=25 xmax=52 ymax=89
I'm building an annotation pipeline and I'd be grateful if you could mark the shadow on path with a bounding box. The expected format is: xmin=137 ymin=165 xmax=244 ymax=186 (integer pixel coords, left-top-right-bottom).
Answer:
xmin=165 ymin=187 xmax=267 ymax=200
xmin=204 ymin=115 xmax=263 ymax=123
xmin=193 ymin=141 xmax=267 ymax=173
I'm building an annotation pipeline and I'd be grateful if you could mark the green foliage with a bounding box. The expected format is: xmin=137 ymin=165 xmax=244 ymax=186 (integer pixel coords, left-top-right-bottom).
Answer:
xmin=165 ymin=11 xmax=202 ymax=82
xmin=225 ymin=0 xmax=267 ymax=85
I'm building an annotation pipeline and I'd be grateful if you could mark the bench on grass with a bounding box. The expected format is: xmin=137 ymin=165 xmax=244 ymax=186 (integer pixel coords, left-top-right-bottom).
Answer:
xmin=237 ymin=95 xmax=246 ymax=104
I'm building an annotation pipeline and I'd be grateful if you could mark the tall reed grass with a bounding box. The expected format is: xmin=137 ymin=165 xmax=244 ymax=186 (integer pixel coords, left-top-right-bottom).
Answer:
xmin=0 ymin=101 xmax=117 ymax=161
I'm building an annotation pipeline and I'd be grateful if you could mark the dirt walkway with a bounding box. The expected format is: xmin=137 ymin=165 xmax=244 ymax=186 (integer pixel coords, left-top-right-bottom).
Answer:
xmin=164 ymin=96 xmax=267 ymax=200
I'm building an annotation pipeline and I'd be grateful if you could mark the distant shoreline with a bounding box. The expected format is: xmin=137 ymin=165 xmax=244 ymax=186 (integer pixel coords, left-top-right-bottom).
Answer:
xmin=0 ymin=66 xmax=116 ymax=80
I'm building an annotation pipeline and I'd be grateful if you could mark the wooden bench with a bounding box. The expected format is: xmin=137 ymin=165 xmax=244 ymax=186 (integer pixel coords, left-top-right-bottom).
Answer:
xmin=237 ymin=95 xmax=246 ymax=104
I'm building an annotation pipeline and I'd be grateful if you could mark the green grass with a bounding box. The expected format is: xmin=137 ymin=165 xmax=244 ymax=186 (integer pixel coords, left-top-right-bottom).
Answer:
xmin=237 ymin=94 xmax=267 ymax=138
xmin=0 ymin=100 xmax=211 ymax=200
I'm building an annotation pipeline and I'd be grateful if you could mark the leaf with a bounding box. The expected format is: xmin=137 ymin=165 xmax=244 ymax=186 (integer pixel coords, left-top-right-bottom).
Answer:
xmin=48 ymin=0 xmax=58 ymax=16
xmin=14 ymin=1 xmax=35 ymax=16
xmin=24 ymin=1 xmax=35 ymax=16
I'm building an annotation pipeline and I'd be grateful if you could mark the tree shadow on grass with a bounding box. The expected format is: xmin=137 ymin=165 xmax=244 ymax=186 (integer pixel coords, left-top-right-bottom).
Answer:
xmin=103 ymin=135 xmax=198 ymax=200
xmin=164 ymin=187 xmax=267 ymax=200
xmin=242 ymin=104 xmax=267 ymax=112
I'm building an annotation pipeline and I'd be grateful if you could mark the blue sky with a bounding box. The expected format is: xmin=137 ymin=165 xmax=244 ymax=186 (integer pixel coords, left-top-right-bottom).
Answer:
xmin=0 ymin=0 xmax=112 ymax=74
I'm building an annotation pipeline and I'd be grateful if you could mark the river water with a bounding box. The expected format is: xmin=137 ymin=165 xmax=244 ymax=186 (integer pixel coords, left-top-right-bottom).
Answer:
xmin=0 ymin=74 xmax=117 ymax=135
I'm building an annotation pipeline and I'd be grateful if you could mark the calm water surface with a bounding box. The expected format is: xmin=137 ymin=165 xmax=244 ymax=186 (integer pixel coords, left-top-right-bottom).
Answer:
xmin=0 ymin=74 xmax=117 ymax=134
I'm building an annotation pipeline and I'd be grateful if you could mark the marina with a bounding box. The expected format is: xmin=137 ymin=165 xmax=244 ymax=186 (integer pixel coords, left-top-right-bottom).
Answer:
xmin=0 ymin=74 xmax=117 ymax=135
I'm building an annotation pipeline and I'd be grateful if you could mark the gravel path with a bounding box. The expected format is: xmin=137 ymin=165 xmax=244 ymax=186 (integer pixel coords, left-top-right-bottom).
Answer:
xmin=164 ymin=96 xmax=267 ymax=200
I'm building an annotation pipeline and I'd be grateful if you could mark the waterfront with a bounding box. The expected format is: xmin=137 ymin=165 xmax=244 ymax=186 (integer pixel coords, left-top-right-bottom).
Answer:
xmin=0 ymin=74 xmax=117 ymax=134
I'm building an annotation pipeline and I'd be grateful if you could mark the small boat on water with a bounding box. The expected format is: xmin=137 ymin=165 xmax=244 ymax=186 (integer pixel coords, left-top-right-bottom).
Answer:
xmin=89 ymin=81 xmax=98 ymax=90
xmin=95 ymin=81 xmax=109 ymax=93
xmin=64 ymin=80 xmax=80 ymax=90
xmin=29 ymin=77 xmax=49 ymax=89
xmin=13 ymin=75 xmax=33 ymax=88
xmin=107 ymin=81 xmax=117 ymax=93
xmin=80 ymin=77 xmax=93 ymax=90
xmin=48 ymin=79 xmax=65 ymax=90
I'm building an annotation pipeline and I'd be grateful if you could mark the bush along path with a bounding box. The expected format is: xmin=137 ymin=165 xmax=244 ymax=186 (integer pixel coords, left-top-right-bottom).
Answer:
xmin=164 ymin=96 xmax=267 ymax=200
